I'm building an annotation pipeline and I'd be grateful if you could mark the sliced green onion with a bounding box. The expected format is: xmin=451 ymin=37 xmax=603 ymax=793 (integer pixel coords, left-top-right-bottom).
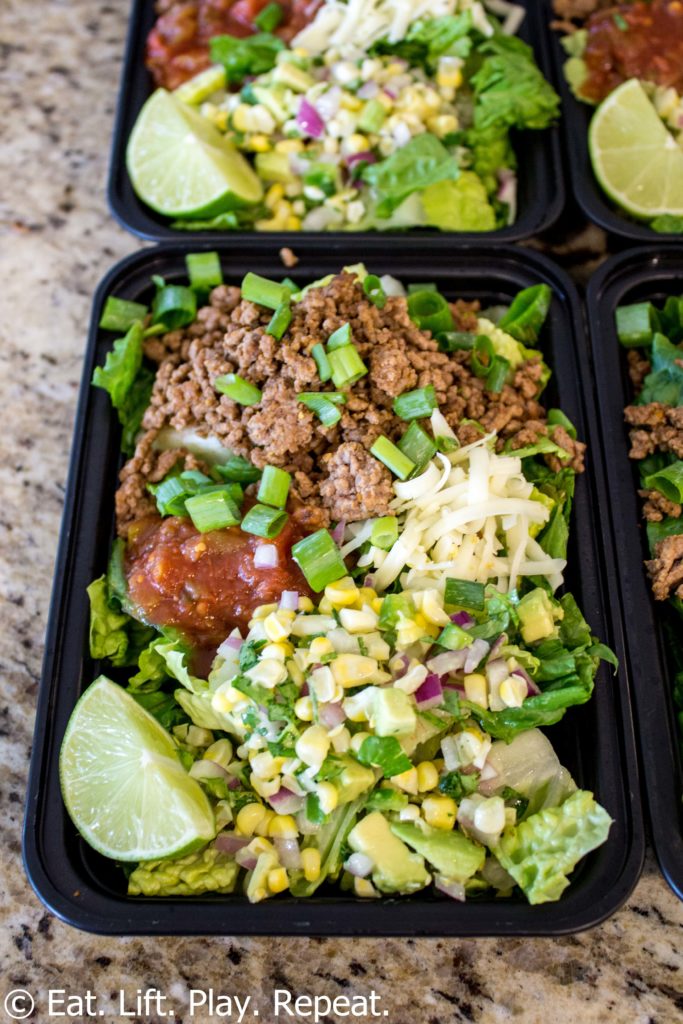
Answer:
xmin=370 ymin=435 xmax=415 ymax=481
xmin=436 ymin=331 xmax=477 ymax=353
xmin=257 ymin=465 xmax=291 ymax=508
xmin=215 ymin=373 xmax=262 ymax=406
xmin=241 ymin=503 xmax=288 ymax=538
xmin=444 ymin=578 xmax=485 ymax=611
xmin=281 ymin=276 xmax=298 ymax=293
xmin=297 ymin=393 xmax=342 ymax=426
xmin=378 ymin=592 xmax=415 ymax=630
xmin=363 ymin=274 xmax=386 ymax=309
xmin=397 ymin=421 xmax=437 ymax=469
xmin=644 ymin=462 xmax=683 ymax=504
xmin=267 ymin=301 xmax=292 ymax=341
xmin=498 ymin=284 xmax=552 ymax=344
xmin=254 ymin=1 xmax=283 ymax=31
xmin=408 ymin=282 xmax=437 ymax=294
xmin=185 ymin=252 xmax=222 ymax=295
xmin=214 ymin=456 xmax=262 ymax=484
xmin=241 ymin=271 xmax=290 ymax=310
xmin=436 ymin=623 xmax=473 ymax=651
xmin=291 ymin=529 xmax=347 ymax=591
xmin=328 ymin=345 xmax=368 ymax=389
xmin=327 ymin=323 xmax=352 ymax=350
xmin=407 ymin=289 xmax=454 ymax=334
xmin=148 ymin=475 xmax=189 ymax=516
xmin=393 ymin=385 xmax=437 ymax=421
xmin=370 ymin=516 xmax=398 ymax=551
xmin=486 ymin=355 xmax=510 ymax=394
xmin=615 ymin=302 xmax=658 ymax=348
xmin=152 ymin=284 xmax=197 ymax=330
xmin=185 ymin=490 xmax=242 ymax=533
xmin=142 ymin=323 xmax=167 ymax=338
xmin=99 ymin=296 xmax=148 ymax=332
xmin=471 ymin=335 xmax=494 ymax=378
xmin=312 ymin=343 xmax=332 ymax=382
xmin=436 ymin=435 xmax=458 ymax=454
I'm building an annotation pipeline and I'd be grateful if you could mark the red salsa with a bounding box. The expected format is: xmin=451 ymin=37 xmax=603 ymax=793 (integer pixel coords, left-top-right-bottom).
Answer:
xmin=125 ymin=508 xmax=316 ymax=663
xmin=146 ymin=0 xmax=322 ymax=90
xmin=580 ymin=0 xmax=683 ymax=103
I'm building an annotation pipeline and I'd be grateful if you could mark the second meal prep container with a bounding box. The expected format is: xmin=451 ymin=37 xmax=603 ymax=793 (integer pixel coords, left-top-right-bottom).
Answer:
xmin=24 ymin=243 xmax=643 ymax=935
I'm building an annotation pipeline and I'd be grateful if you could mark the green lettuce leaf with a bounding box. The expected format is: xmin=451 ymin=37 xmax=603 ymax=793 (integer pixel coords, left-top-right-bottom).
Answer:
xmin=128 ymin=846 xmax=239 ymax=896
xmin=361 ymin=134 xmax=459 ymax=217
xmin=471 ymin=35 xmax=560 ymax=134
xmin=92 ymin=322 xmax=153 ymax=455
xmin=209 ymin=32 xmax=284 ymax=86
xmin=370 ymin=12 xmax=475 ymax=66
xmin=493 ymin=789 xmax=612 ymax=903
xmin=485 ymin=729 xmax=577 ymax=819
xmin=644 ymin=460 xmax=683 ymax=504
xmin=130 ymin=689 xmax=188 ymax=730
xmin=466 ymin=125 xmax=516 ymax=195
xmin=638 ymin=334 xmax=683 ymax=406
xmin=647 ymin=516 xmax=683 ymax=556
xmin=356 ymin=736 xmax=412 ymax=778
xmin=422 ymin=172 xmax=496 ymax=231
xmin=651 ymin=215 xmax=683 ymax=235
xmin=87 ymin=576 xmax=132 ymax=667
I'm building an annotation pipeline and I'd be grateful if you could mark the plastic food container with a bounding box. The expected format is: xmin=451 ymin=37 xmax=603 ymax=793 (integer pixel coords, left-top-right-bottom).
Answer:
xmin=544 ymin=0 xmax=682 ymax=244
xmin=586 ymin=247 xmax=683 ymax=901
xmin=108 ymin=0 xmax=564 ymax=244
xmin=23 ymin=243 xmax=643 ymax=935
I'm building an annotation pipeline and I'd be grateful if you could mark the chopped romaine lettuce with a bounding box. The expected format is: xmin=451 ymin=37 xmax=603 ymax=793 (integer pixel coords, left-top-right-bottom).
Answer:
xmin=484 ymin=729 xmax=577 ymax=818
xmin=422 ymin=173 xmax=496 ymax=232
xmin=638 ymin=334 xmax=683 ymax=406
xmin=361 ymin=134 xmax=459 ymax=218
xmin=471 ymin=35 xmax=560 ymax=134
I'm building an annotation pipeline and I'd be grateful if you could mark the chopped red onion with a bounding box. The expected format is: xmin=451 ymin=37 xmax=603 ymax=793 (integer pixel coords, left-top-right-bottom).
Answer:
xmin=227 ymin=776 xmax=241 ymax=791
xmin=217 ymin=633 xmax=243 ymax=655
xmin=392 ymin=653 xmax=410 ymax=680
xmin=451 ymin=611 xmax=474 ymax=629
xmin=274 ymin=837 xmax=302 ymax=870
xmin=280 ymin=590 xmax=299 ymax=611
xmin=331 ymin=519 xmax=347 ymax=545
xmin=427 ymin=649 xmax=468 ymax=676
xmin=357 ymin=80 xmax=379 ymax=100
xmin=344 ymin=852 xmax=373 ymax=878
xmin=435 ymin=876 xmax=466 ymax=902
xmin=512 ymin=667 xmax=540 ymax=696
xmin=497 ymin=168 xmax=517 ymax=207
xmin=345 ymin=150 xmax=377 ymax=171
xmin=383 ymin=87 xmax=397 ymax=99
xmin=415 ymin=673 xmax=443 ymax=710
xmin=254 ymin=543 xmax=279 ymax=569
xmin=319 ymin=702 xmax=346 ymax=728
xmin=269 ymin=787 xmax=304 ymax=815
xmin=297 ymin=98 xmax=324 ymax=139
xmin=479 ymin=761 xmax=498 ymax=782
xmin=300 ymin=680 xmax=309 ymax=697
xmin=488 ymin=633 xmax=508 ymax=662
xmin=315 ymin=85 xmax=342 ymax=120
xmin=235 ymin=847 xmax=258 ymax=870
xmin=215 ymin=832 xmax=251 ymax=854
xmin=464 ymin=638 xmax=490 ymax=674
xmin=363 ymin=574 xmax=375 ymax=588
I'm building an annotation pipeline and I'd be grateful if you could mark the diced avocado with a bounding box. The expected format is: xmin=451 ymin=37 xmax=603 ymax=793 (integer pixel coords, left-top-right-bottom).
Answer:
xmin=245 ymin=850 xmax=278 ymax=903
xmin=371 ymin=688 xmax=416 ymax=737
xmin=255 ymin=151 xmax=295 ymax=184
xmin=336 ymin=757 xmax=376 ymax=803
xmin=348 ymin=812 xmax=430 ymax=894
xmin=273 ymin=62 xmax=315 ymax=92
xmin=252 ymin=83 xmax=292 ymax=122
xmin=517 ymin=588 xmax=556 ymax=644
xmin=390 ymin=822 xmax=485 ymax=883
xmin=128 ymin=846 xmax=238 ymax=896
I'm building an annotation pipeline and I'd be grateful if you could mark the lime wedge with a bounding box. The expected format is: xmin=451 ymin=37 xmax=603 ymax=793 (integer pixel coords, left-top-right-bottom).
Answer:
xmin=589 ymin=78 xmax=683 ymax=219
xmin=126 ymin=88 xmax=263 ymax=218
xmin=60 ymin=677 xmax=215 ymax=861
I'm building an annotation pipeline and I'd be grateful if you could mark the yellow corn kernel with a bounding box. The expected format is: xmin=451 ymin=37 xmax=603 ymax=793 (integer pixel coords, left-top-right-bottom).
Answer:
xmin=248 ymin=836 xmax=275 ymax=856
xmin=464 ymin=672 xmax=488 ymax=709
xmin=285 ymin=215 xmax=302 ymax=230
xmin=251 ymin=775 xmax=280 ymax=799
xmin=231 ymin=103 xmax=253 ymax=132
xmin=420 ymin=590 xmax=450 ymax=627
xmin=211 ymin=684 xmax=244 ymax=713
xmin=422 ymin=795 xmax=457 ymax=830
xmin=248 ymin=134 xmax=271 ymax=153
xmin=316 ymin=781 xmax=339 ymax=815
xmin=386 ymin=61 xmax=406 ymax=75
xmin=318 ymin=595 xmax=334 ymax=615
xmin=268 ymin=814 xmax=298 ymax=839
xmin=392 ymin=766 xmax=418 ymax=795
xmin=265 ymin=183 xmax=285 ymax=209
xmin=354 ymin=877 xmax=377 ymax=898
xmin=264 ymin=611 xmax=293 ymax=642
xmin=436 ymin=67 xmax=463 ymax=89
xmin=310 ymin=636 xmax=334 ymax=660
xmin=236 ymin=802 xmax=267 ymax=836
xmin=301 ymin=847 xmax=321 ymax=882
xmin=295 ymin=695 xmax=314 ymax=722
xmin=246 ymin=658 xmax=288 ymax=689
xmin=371 ymin=597 xmax=384 ymax=614
xmin=249 ymin=751 xmax=279 ymax=780
xmin=275 ymin=138 xmax=305 ymax=154
xmin=331 ymin=654 xmax=379 ymax=688
xmin=358 ymin=586 xmax=378 ymax=605
xmin=427 ymin=113 xmax=458 ymax=137
xmin=254 ymin=808 xmax=275 ymax=837
xmin=298 ymin=596 xmax=314 ymax=612
xmin=339 ymin=607 xmax=378 ymax=634
xmin=340 ymin=94 xmax=363 ymax=111
xmin=416 ymin=761 xmax=439 ymax=793
xmin=350 ymin=731 xmax=371 ymax=754
xmin=287 ymin=659 xmax=305 ymax=686
xmin=295 ymin=724 xmax=331 ymax=768
xmin=268 ymin=867 xmax=289 ymax=894
xmin=252 ymin=602 xmax=279 ymax=621
xmin=325 ymin=577 xmax=359 ymax=608
xmin=376 ymin=92 xmax=393 ymax=111
xmin=274 ymin=199 xmax=292 ymax=219
xmin=261 ymin=641 xmax=291 ymax=663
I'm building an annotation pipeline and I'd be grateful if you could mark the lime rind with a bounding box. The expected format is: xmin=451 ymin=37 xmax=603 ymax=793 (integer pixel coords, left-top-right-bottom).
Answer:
xmin=60 ymin=677 xmax=215 ymax=861
xmin=589 ymin=78 xmax=683 ymax=219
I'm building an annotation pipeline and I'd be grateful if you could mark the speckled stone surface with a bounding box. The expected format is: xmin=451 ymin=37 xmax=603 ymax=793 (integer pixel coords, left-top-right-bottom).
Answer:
xmin=1 ymin=2 xmax=683 ymax=1022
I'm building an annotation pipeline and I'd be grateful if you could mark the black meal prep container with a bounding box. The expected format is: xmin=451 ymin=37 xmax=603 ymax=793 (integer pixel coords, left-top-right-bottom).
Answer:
xmin=544 ymin=0 xmax=682 ymax=245
xmin=108 ymin=0 xmax=564 ymax=245
xmin=23 ymin=243 xmax=643 ymax=936
xmin=587 ymin=247 xmax=683 ymax=901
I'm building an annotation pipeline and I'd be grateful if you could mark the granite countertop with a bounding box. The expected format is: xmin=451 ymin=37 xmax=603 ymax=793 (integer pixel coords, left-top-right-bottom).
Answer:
xmin=1 ymin=2 xmax=682 ymax=1022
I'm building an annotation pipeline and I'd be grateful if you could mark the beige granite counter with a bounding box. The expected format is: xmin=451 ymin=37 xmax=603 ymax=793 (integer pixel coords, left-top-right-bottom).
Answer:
xmin=1 ymin=2 xmax=682 ymax=1022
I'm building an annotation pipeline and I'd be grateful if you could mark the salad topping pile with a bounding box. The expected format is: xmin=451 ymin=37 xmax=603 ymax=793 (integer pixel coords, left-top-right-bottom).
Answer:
xmin=59 ymin=257 xmax=615 ymax=907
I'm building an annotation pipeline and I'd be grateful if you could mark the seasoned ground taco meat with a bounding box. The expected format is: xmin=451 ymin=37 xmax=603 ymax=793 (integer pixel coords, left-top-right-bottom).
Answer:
xmin=646 ymin=534 xmax=683 ymax=601
xmin=625 ymin=402 xmax=683 ymax=460
xmin=116 ymin=273 xmax=582 ymax=534
xmin=638 ymin=488 xmax=682 ymax=523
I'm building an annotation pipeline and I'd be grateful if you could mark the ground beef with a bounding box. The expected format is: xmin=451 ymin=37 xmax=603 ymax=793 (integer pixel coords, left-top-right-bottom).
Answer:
xmin=627 ymin=349 xmax=651 ymax=390
xmin=319 ymin=442 xmax=394 ymax=522
xmin=638 ymin=488 xmax=682 ymax=523
xmin=625 ymin=403 xmax=683 ymax=459
xmin=551 ymin=0 xmax=610 ymax=23
xmin=646 ymin=534 xmax=683 ymax=601
xmin=115 ymin=274 xmax=585 ymax=532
